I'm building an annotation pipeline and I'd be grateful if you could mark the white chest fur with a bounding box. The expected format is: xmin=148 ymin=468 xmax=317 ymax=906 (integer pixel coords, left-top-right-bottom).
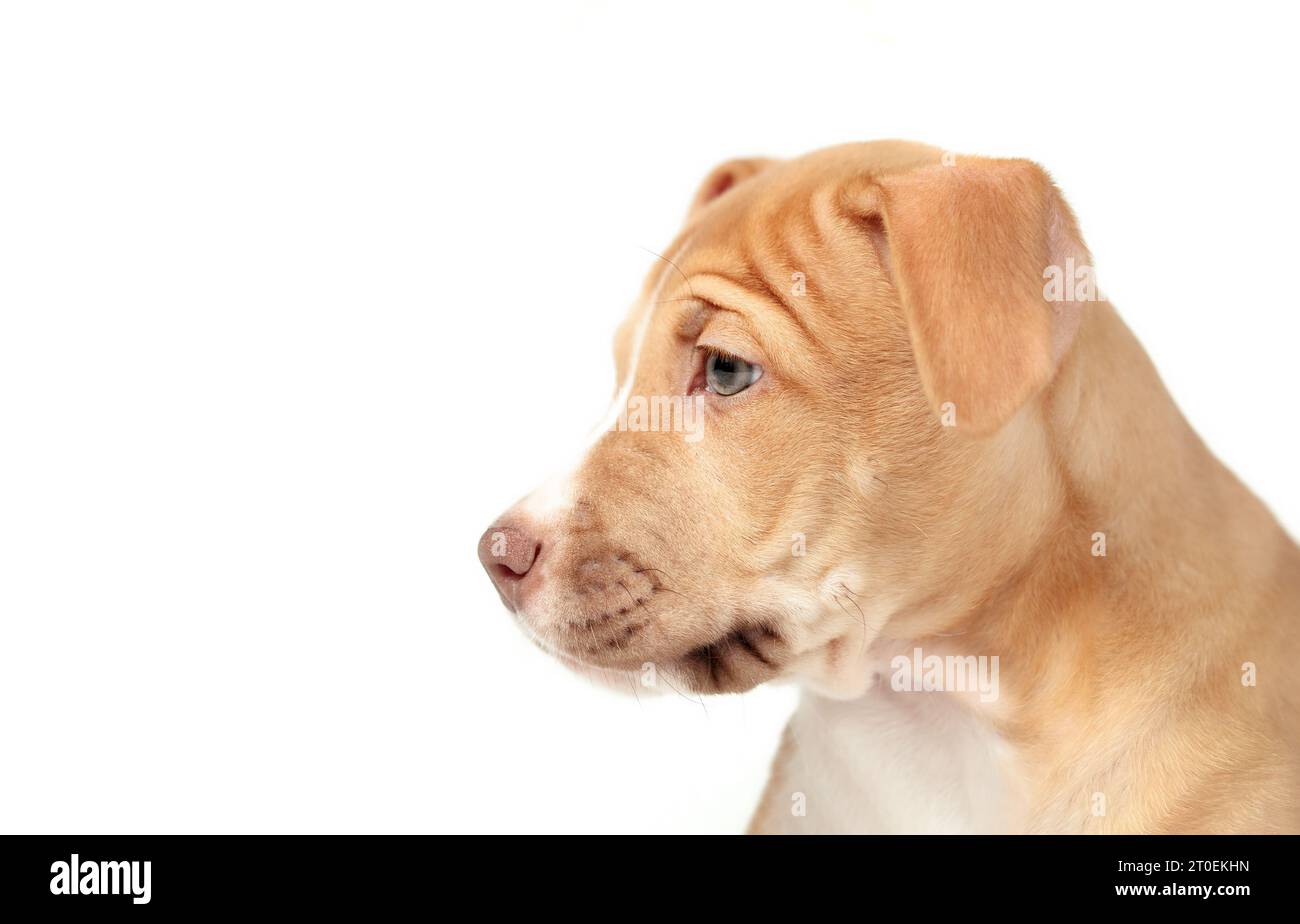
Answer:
xmin=770 ymin=676 xmax=1018 ymax=834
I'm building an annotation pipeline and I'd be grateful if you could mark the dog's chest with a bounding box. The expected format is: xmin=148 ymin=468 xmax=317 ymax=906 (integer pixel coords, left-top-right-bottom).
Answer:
xmin=772 ymin=681 xmax=1017 ymax=834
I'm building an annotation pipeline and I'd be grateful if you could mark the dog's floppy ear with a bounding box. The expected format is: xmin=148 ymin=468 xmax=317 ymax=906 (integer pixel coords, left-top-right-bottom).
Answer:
xmin=688 ymin=157 xmax=776 ymax=217
xmin=863 ymin=158 xmax=1091 ymax=435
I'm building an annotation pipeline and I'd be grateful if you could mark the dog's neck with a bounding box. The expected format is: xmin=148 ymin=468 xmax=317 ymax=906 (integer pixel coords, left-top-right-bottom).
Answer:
xmin=789 ymin=301 xmax=1299 ymax=831
xmin=920 ymin=300 xmax=1278 ymax=637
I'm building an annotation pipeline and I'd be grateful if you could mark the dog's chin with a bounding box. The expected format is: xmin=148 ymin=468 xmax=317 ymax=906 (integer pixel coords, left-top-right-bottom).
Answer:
xmin=552 ymin=653 xmax=649 ymax=696
xmin=512 ymin=618 xmax=644 ymax=695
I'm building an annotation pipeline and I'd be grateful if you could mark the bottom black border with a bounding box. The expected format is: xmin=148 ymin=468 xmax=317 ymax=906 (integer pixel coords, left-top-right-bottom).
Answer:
xmin=0 ymin=834 xmax=1286 ymax=912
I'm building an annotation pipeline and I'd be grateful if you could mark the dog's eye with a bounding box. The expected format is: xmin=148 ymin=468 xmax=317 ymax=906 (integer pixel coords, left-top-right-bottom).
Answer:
xmin=705 ymin=350 xmax=762 ymax=396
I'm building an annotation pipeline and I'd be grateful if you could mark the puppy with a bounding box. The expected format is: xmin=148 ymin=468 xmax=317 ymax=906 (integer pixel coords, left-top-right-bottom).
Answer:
xmin=478 ymin=141 xmax=1300 ymax=833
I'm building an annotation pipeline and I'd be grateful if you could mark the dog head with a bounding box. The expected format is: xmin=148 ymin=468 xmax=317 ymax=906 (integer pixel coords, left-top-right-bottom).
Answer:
xmin=478 ymin=141 xmax=1090 ymax=697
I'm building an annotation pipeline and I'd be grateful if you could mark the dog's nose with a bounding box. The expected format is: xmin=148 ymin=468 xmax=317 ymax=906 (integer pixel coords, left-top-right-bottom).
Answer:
xmin=478 ymin=523 xmax=542 ymax=611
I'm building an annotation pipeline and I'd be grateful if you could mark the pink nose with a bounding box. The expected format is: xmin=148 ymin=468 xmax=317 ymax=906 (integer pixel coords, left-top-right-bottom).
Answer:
xmin=478 ymin=523 xmax=542 ymax=611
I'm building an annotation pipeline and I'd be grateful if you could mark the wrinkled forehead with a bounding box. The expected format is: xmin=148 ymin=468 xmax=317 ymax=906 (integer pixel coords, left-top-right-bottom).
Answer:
xmin=612 ymin=142 xmax=947 ymax=382
xmin=611 ymin=170 xmax=843 ymax=382
xmin=614 ymin=172 xmax=796 ymax=340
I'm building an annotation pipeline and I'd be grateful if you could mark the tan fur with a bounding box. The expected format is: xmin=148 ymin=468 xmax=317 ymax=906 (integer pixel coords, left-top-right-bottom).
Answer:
xmin=480 ymin=141 xmax=1300 ymax=833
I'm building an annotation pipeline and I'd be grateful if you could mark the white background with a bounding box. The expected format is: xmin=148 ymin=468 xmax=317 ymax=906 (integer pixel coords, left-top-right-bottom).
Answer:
xmin=1 ymin=1 xmax=1297 ymax=833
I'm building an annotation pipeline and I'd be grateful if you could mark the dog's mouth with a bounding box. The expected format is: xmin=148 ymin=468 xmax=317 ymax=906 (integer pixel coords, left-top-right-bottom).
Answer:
xmin=527 ymin=613 xmax=789 ymax=695
xmin=672 ymin=623 xmax=788 ymax=693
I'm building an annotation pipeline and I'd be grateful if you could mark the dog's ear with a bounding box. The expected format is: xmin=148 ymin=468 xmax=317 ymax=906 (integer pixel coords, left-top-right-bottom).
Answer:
xmin=862 ymin=158 xmax=1091 ymax=435
xmin=688 ymin=157 xmax=777 ymax=218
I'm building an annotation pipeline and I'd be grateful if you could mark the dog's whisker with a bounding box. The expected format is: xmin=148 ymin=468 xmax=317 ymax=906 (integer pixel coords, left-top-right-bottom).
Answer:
xmin=632 ymin=568 xmax=693 ymax=602
xmin=656 ymin=669 xmax=709 ymax=714
xmin=638 ymin=246 xmax=696 ymax=301
xmin=615 ymin=580 xmax=638 ymax=610
xmin=833 ymin=592 xmax=870 ymax=652
xmin=624 ymin=671 xmax=643 ymax=708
